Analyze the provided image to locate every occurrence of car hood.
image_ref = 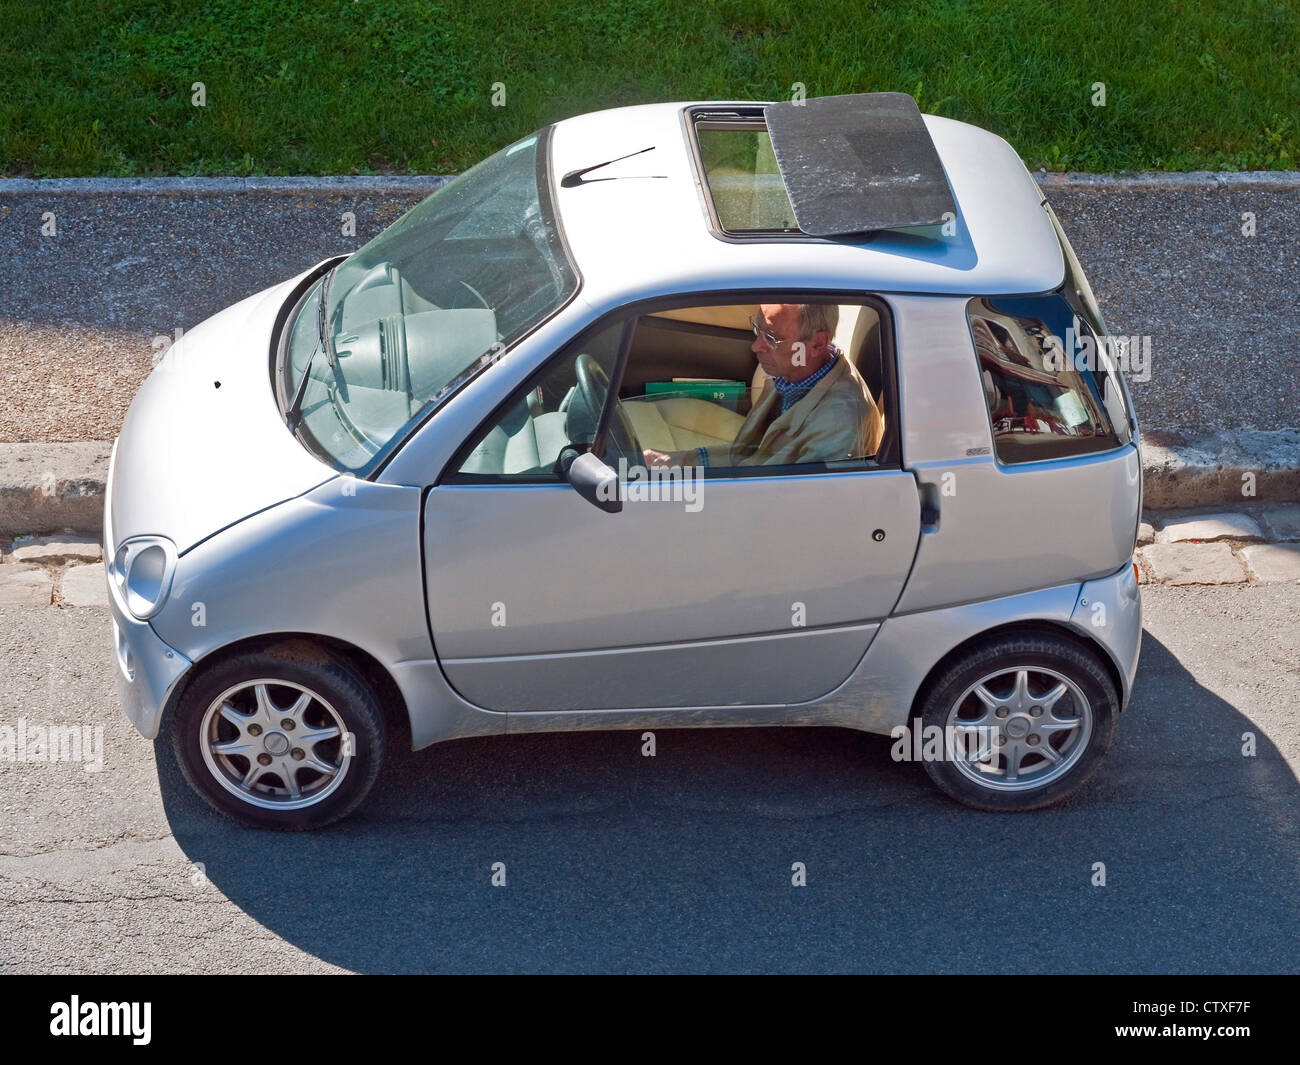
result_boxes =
[108,266,337,556]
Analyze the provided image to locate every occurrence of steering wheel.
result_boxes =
[571,352,641,463]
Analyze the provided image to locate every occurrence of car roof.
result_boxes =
[549,101,1065,309]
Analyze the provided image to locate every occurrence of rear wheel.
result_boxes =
[918,633,1118,811]
[172,647,385,830]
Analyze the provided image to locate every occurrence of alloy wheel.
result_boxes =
[198,678,352,811]
[944,666,1093,792]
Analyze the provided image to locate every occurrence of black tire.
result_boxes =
[171,644,385,830]
[917,632,1118,812]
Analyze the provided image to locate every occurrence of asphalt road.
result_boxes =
[1,583,1296,974]
[0,179,1297,441]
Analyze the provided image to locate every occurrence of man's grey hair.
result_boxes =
[796,303,839,341]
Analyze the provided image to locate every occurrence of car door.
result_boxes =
[422,303,921,713]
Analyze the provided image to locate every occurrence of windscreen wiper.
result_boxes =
[286,272,337,431]
[317,267,337,368]
[284,341,319,433]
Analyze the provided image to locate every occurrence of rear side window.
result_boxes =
[967,293,1131,464]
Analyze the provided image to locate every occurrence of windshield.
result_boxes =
[281,129,577,473]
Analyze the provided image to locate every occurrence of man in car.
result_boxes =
[643,302,884,468]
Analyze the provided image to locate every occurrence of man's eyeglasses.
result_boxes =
[749,314,781,348]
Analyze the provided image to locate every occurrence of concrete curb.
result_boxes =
[2,430,1296,537]
[0,176,454,195]
[0,443,111,538]
[1033,170,1300,189]
[1140,429,1300,508]
[2,171,1298,197]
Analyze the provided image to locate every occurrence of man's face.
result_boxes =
[751,303,830,381]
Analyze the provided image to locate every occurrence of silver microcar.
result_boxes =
[106,93,1142,828]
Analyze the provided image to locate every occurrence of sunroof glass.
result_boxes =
[695,124,798,233]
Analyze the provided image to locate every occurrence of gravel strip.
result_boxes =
[1,175,1296,443]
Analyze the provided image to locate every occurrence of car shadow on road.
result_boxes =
[160,630,1300,973]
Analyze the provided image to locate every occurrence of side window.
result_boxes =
[968,294,1128,464]
[1048,207,1135,447]
[622,300,890,471]
[452,297,895,480]
[453,321,624,479]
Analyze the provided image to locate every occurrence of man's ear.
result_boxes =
[814,329,832,353]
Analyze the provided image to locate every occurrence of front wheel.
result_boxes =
[171,646,385,830]
[917,632,1118,811]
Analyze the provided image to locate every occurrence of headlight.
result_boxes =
[108,535,177,620]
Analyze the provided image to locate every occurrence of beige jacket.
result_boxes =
[702,355,884,467]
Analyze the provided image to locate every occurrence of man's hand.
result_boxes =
[644,447,707,468]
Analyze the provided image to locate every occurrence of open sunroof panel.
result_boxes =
[763,92,957,237]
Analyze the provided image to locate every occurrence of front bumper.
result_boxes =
[104,440,192,739]
[109,606,191,739]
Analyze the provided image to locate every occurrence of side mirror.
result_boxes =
[560,448,621,513]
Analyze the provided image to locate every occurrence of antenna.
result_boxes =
[561,146,655,188]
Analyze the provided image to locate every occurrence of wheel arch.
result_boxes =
[161,632,411,750]
[907,619,1125,724]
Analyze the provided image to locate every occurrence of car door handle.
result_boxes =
[919,481,941,531]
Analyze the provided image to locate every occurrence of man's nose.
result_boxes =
[752,336,767,354]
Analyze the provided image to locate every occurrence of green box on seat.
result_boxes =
[644,379,746,411]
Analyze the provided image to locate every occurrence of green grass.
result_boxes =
[2,0,1296,176]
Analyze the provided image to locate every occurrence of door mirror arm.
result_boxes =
[558,446,622,513]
